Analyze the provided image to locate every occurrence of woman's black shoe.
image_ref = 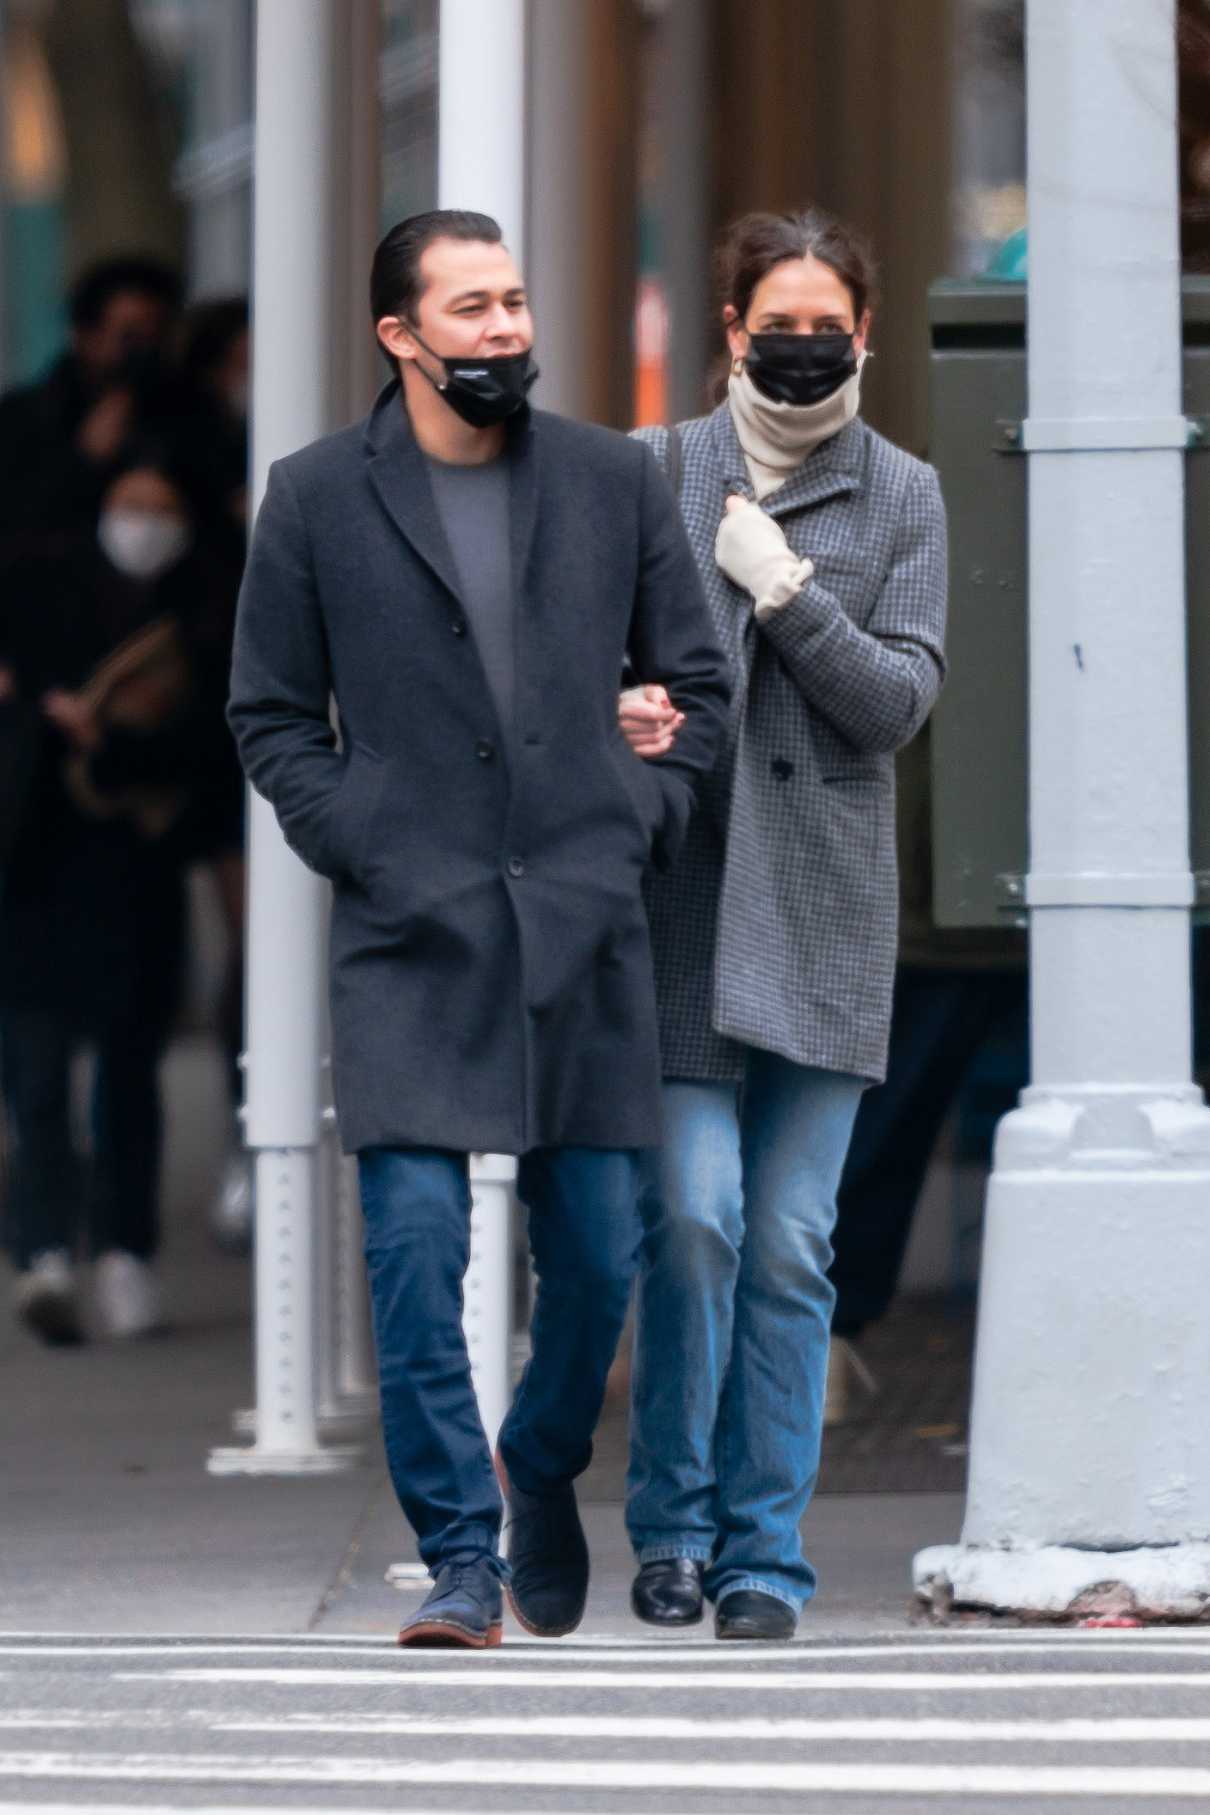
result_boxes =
[714,1590,797,1641]
[631,1558,705,1626]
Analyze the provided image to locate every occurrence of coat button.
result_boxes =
[476,738,495,762]
[450,617,468,637]
[507,856,525,879]
[771,758,794,781]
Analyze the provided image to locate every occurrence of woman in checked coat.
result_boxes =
[620,209,948,1640]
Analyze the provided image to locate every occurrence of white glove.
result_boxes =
[715,498,813,620]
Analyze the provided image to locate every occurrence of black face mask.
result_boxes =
[411,331,538,428]
[744,331,857,408]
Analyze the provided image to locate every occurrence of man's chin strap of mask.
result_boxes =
[407,327,538,430]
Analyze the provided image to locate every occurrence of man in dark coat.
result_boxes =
[228,210,728,1648]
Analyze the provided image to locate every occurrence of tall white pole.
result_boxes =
[436,0,525,1449]
[916,0,1210,1620]
[209,0,361,1478]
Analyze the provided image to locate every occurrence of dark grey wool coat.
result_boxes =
[635,402,947,1086]
[228,384,729,1154]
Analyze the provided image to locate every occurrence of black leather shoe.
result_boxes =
[715,1590,797,1641]
[498,1455,589,1637]
[631,1558,705,1627]
[398,1553,503,1648]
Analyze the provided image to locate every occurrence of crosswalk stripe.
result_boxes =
[215,1714,1210,1743]
[8,1709,1210,1743]
[115,1666,1210,1690]
[6,1635,1210,1660]
[4,1749,1210,1795]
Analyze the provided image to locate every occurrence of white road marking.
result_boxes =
[113,1665,1210,1690]
[0,1807,693,1815]
[7,1749,1210,1796]
[6,1634,1210,1660]
[217,1713,1210,1743]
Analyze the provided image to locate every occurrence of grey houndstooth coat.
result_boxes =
[634,400,947,1086]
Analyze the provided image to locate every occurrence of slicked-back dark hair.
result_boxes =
[370,209,503,332]
[715,208,879,326]
[68,255,183,330]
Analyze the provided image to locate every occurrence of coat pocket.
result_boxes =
[326,742,385,884]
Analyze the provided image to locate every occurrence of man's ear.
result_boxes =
[376,316,418,365]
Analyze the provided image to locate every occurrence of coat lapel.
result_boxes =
[363,382,465,605]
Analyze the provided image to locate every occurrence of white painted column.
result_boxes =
[437,0,525,1448]
[915,0,1210,1620]
[209,0,361,1477]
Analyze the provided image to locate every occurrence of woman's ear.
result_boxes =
[853,308,873,357]
[723,305,747,370]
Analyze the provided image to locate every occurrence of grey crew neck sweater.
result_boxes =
[425,452,514,737]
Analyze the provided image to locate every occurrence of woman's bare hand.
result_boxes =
[619,683,684,759]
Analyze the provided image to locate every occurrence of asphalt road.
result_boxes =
[4,1629,1210,1812]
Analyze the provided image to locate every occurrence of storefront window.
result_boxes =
[952,0,1026,280]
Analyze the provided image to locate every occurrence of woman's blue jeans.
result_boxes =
[626,1051,864,1613]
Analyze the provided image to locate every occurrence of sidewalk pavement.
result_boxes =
[1,1035,963,1642]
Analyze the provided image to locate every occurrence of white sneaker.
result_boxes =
[94,1249,163,1338]
[13,1249,83,1346]
[823,1335,879,1427]
[209,1144,253,1255]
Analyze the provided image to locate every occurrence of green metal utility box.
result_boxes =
[928,277,1210,927]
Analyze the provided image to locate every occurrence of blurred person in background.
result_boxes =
[824,737,1027,1421]
[0,445,241,1345]
[177,297,253,1254]
[177,297,250,546]
[0,256,184,550]
[619,208,947,1639]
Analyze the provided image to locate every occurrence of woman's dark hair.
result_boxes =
[715,208,879,326]
[370,209,503,327]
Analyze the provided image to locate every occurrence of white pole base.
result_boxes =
[917,1085,1210,1608]
[206,1443,362,1478]
[228,1401,375,1441]
[915,1541,1210,1624]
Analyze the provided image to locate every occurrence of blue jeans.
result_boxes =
[626,1051,864,1613]
[359,1145,641,1574]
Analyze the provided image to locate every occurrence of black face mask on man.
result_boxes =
[409,329,538,428]
[744,331,857,408]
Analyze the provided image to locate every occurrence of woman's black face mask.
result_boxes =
[744,331,857,408]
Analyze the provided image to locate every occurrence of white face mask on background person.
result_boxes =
[98,510,192,581]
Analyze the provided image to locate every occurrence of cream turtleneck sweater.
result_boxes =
[727,357,865,500]
[715,359,865,619]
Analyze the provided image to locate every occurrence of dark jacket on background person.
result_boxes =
[0,534,241,1032]
[635,402,948,1085]
[228,382,729,1155]
[0,356,115,545]
[0,354,185,549]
